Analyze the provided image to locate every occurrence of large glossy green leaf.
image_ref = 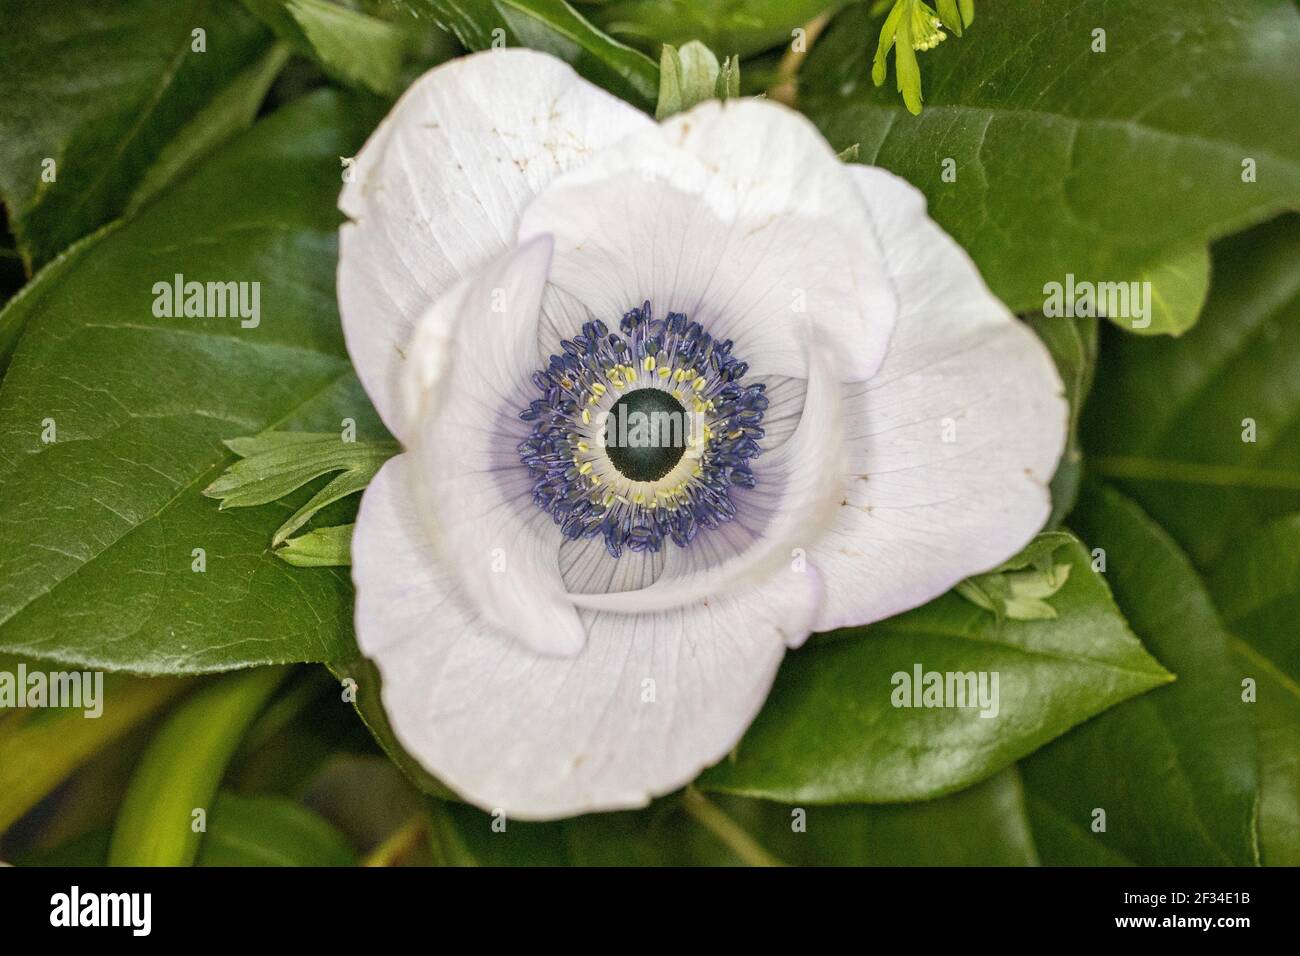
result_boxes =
[1020,482,1259,866]
[697,534,1171,803]
[0,91,385,674]
[0,0,280,272]
[1208,514,1300,866]
[802,1,1300,335]
[426,767,1036,865]
[197,791,357,866]
[588,0,845,58]
[404,0,659,109]
[1084,216,1300,568]
[710,769,1039,866]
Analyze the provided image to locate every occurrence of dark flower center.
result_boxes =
[604,388,689,482]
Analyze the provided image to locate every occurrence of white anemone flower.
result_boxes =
[338,49,1067,820]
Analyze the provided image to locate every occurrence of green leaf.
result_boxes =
[655,41,740,119]
[697,533,1171,803]
[0,658,187,833]
[406,0,659,110]
[0,91,384,675]
[277,524,354,567]
[1207,514,1300,866]
[242,0,407,96]
[125,43,292,216]
[0,221,124,371]
[285,0,404,95]
[985,532,1076,575]
[424,767,1037,865]
[891,4,923,115]
[0,0,279,272]
[197,791,357,866]
[1137,242,1212,337]
[871,0,906,87]
[935,0,963,36]
[1084,216,1300,569]
[591,0,847,59]
[1029,315,1097,528]
[1019,482,1259,866]
[707,768,1038,865]
[203,431,395,546]
[655,41,720,120]
[803,1,1300,335]
[108,666,287,866]
[956,531,1075,621]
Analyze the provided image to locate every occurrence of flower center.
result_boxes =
[604,388,689,482]
[517,302,768,558]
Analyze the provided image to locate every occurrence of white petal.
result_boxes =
[558,536,664,594]
[811,167,1069,630]
[353,454,819,819]
[338,49,653,439]
[516,98,897,382]
[402,237,586,657]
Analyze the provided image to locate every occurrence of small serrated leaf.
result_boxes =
[203,431,396,546]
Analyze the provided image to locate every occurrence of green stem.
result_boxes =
[683,788,785,867]
[362,814,429,867]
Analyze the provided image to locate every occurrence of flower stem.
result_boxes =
[683,787,785,867]
[768,12,832,107]
[363,813,428,867]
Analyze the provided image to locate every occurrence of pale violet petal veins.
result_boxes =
[402,236,588,657]
[337,48,653,440]
[516,98,898,384]
[352,453,820,820]
[810,166,1069,630]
